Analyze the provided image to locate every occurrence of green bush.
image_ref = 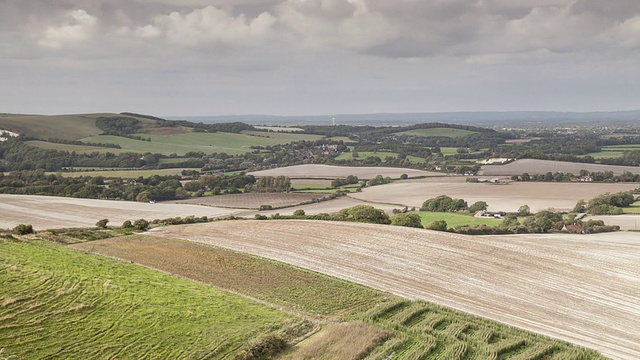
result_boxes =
[426,220,448,231]
[391,213,423,228]
[13,224,34,235]
[95,219,109,229]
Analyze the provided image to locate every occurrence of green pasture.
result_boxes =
[623,201,640,214]
[0,113,111,140]
[417,212,502,228]
[51,168,195,178]
[79,131,323,156]
[396,127,478,138]
[585,144,640,159]
[0,240,290,359]
[25,140,128,155]
[438,147,486,156]
[336,148,425,163]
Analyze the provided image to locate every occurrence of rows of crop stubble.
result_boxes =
[74,234,605,360]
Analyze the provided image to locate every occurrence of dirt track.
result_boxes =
[0,194,242,230]
[150,221,640,360]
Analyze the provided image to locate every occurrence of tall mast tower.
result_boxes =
[332,116,336,126]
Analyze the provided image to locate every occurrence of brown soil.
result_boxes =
[149,220,640,360]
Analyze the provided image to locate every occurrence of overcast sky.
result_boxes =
[1,0,639,116]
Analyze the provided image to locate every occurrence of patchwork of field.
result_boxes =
[75,234,604,360]
[173,193,326,209]
[249,164,442,179]
[0,194,241,230]
[350,177,639,212]
[481,159,640,176]
[149,220,640,360]
[0,240,291,359]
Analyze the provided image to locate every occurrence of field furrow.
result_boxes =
[149,220,640,359]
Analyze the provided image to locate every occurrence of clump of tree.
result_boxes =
[331,175,359,188]
[468,201,488,213]
[337,205,391,224]
[390,213,423,228]
[254,176,291,193]
[367,175,392,187]
[583,191,636,215]
[421,195,468,212]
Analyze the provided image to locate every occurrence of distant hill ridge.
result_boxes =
[168,110,640,127]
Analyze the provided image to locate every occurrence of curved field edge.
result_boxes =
[147,220,638,360]
[74,234,606,360]
[0,239,291,360]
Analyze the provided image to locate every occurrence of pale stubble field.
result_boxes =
[349,177,639,212]
[150,220,640,360]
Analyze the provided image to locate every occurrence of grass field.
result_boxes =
[335,148,425,163]
[52,168,196,178]
[585,144,640,159]
[0,113,111,140]
[0,239,291,359]
[481,158,640,176]
[75,234,605,359]
[395,128,478,138]
[417,212,502,228]
[624,201,640,214]
[439,147,486,156]
[25,140,129,155]
[174,193,326,210]
[77,131,323,156]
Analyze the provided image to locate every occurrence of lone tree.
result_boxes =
[517,205,531,216]
[469,201,488,213]
[96,219,109,229]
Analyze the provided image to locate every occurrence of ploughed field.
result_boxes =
[350,177,639,212]
[248,164,441,179]
[481,159,640,176]
[173,193,326,209]
[149,220,640,360]
[0,194,241,230]
[74,235,605,360]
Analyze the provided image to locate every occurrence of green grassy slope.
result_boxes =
[0,240,291,360]
[0,113,115,140]
[77,131,323,156]
[417,212,502,228]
